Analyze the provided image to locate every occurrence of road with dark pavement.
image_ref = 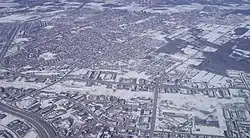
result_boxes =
[0,25,20,65]
[0,102,58,138]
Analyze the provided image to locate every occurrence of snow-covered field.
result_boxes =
[113,2,144,12]
[155,92,245,136]
[118,70,150,80]
[47,80,154,100]
[0,79,46,89]
[0,14,34,23]
[191,70,230,87]
[145,3,204,14]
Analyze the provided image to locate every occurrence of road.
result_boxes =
[33,69,73,93]
[0,21,60,138]
[76,1,88,10]
[0,65,71,138]
[0,102,58,138]
[149,83,160,138]
[0,25,20,65]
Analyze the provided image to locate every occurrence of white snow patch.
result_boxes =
[22,70,60,76]
[210,75,223,86]
[84,2,105,11]
[24,130,39,138]
[140,30,168,43]
[46,81,153,100]
[40,99,53,108]
[185,58,203,66]
[39,52,57,61]
[0,79,46,89]
[170,53,187,61]
[134,18,151,24]
[193,125,224,136]
[144,3,204,14]
[119,71,150,79]
[113,2,144,12]
[16,96,37,109]
[181,45,198,56]
[44,25,54,29]
[14,38,29,43]
[192,71,207,82]
[0,14,33,23]
[71,68,88,76]
[156,93,245,135]
[203,46,217,52]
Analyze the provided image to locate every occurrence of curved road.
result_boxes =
[0,102,58,138]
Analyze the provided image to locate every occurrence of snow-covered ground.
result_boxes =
[70,26,94,34]
[118,71,150,80]
[199,24,234,43]
[144,3,204,14]
[16,96,37,109]
[193,125,224,136]
[191,70,230,87]
[113,2,204,14]
[46,80,153,100]
[24,130,39,138]
[0,79,46,89]
[113,2,144,12]
[0,111,23,126]
[83,2,105,11]
[70,68,89,76]
[139,30,169,43]
[155,92,245,136]
[181,45,198,56]
[22,69,61,76]
[44,25,54,30]
[0,14,34,23]
[203,46,217,52]
[14,38,29,44]
[39,52,57,61]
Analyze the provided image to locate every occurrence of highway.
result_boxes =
[0,22,60,138]
[149,83,160,138]
[33,69,74,94]
[0,25,21,65]
[0,70,73,137]
[0,102,58,138]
